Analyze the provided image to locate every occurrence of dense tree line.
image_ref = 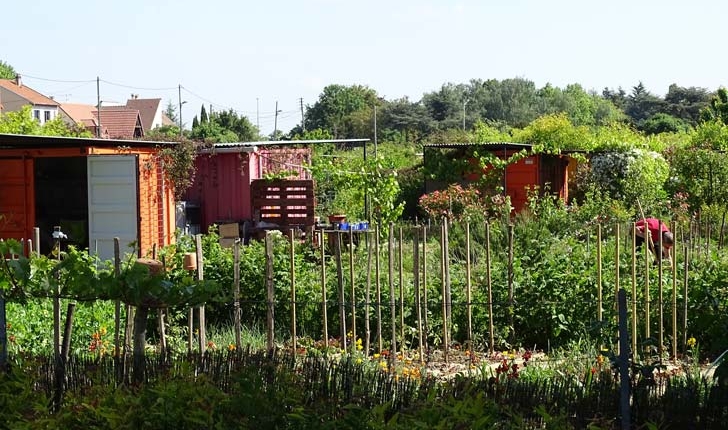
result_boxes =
[296,78,718,142]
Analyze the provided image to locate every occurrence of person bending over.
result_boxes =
[635,218,673,261]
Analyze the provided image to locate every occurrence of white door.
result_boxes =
[87,155,139,262]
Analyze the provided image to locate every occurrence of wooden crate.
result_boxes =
[251,179,315,227]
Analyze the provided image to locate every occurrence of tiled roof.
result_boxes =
[60,103,97,125]
[94,106,144,140]
[0,79,59,106]
[125,98,161,132]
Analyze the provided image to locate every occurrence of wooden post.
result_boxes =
[597,223,602,322]
[334,231,347,351]
[375,225,382,352]
[440,221,448,363]
[671,222,678,361]
[658,221,664,357]
[365,230,372,356]
[195,234,206,354]
[413,226,423,363]
[289,230,296,353]
[615,223,620,355]
[507,224,515,346]
[443,218,451,327]
[644,223,651,343]
[113,238,121,356]
[398,227,404,352]
[631,223,638,361]
[422,225,429,352]
[349,226,356,351]
[682,242,689,354]
[388,223,397,368]
[617,289,631,430]
[320,229,329,350]
[265,232,275,352]
[53,226,61,357]
[465,222,473,354]
[234,239,242,348]
[486,222,494,355]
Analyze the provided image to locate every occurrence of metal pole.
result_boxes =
[178,84,183,136]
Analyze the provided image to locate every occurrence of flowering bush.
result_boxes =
[587,149,669,214]
[419,184,511,221]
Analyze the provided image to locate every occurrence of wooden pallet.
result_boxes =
[251,179,315,227]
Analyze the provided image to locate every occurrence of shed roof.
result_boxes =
[423,142,533,150]
[0,133,175,149]
[210,138,370,149]
[0,79,59,106]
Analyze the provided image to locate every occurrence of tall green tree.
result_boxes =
[213,109,258,141]
[304,84,379,139]
[164,100,178,123]
[664,84,711,126]
[700,87,728,124]
[0,60,15,79]
[625,82,665,128]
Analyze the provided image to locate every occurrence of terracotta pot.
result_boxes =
[328,214,346,224]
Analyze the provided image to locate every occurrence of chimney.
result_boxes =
[15,74,21,87]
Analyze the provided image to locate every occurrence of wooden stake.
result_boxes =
[320,229,329,351]
[375,225,382,352]
[265,232,275,352]
[113,238,121,356]
[507,224,514,346]
[465,222,473,354]
[195,234,206,354]
[422,225,429,352]
[440,221,448,363]
[597,223,602,322]
[289,230,296,353]
[658,221,664,357]
[388,223,397,368]
[234,238,242,348]
[365,230,372,356]
[671,222,678,361]
[398,227,404,352]
[413,226,423,363]
[486,222,494,355]
[631,223,638,361]
[335,231,346,351]
[349,226,356,351]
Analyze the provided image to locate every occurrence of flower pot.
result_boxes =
[328,214,346,224]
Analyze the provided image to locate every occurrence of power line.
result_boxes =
[19,73,96,84]
[100,79,177,91]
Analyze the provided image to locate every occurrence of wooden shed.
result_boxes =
[0,133,176,260]
[181,139,369,237]
[424,142,571,213]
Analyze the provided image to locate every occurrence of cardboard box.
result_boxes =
[218,223,239,238]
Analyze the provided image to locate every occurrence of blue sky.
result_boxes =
[3,0,727,135]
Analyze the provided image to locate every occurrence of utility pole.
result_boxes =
[462,99,468,131]
[273,101,281,139]
[178,84,183,137]
[299,98,305,132]
[96,77,101,138]
[256,98,260,131]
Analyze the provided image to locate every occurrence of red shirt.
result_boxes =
[636,218,669,244]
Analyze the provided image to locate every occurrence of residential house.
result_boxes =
[0,75,60,125]
[126,95,176,133]
[60,103,144,139]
